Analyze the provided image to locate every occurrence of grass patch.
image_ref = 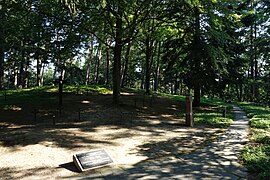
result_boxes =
[0,86,57,107]
[194,112,233,128]
[241,145,270,178]
[239,102,270,178]
[159,94,234,128]
[195,98,234,128]
[0,85,111,110]
[65,85,112,94]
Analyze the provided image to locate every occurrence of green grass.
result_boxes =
[64,85,112,94]
[239,102,270,178]
[0,85,112,110]
[194,112,233,128]
[194,97,234,128]
[158,93,234,128]
[0,86,58,106]
[1,86,233,129]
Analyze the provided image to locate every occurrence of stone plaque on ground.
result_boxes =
[73,149,113,172]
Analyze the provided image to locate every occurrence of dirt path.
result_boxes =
[87,106,249,179]
[0,92,227,179]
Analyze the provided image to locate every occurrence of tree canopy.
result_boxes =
[0,0,269,106]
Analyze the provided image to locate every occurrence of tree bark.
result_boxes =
[18,43,25,88]
[0,46,4,89]
[24,53,30,88]
[105,47,110,85]
[121,42,131,88]
[36,56,41,86]
[193,83,201,107]
[145,36,152,94]
[154,42,161,92]
[95,45,101,84]
[86,41,94,85]
[0,2,4,89]
[192,7,201,107]
[112,5,123,105]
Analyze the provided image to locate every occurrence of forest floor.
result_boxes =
[0,89,226,179]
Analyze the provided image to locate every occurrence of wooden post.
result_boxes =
[222,107,227,118]
[59,76,63,106]
[53,115,56,126]
[134,98,137,107]
[143,94,145,107]
[185,95,194,127]
[34,109,37,121]
[76,86,79,95]
[4,88,7,101]
[78,108,81,121]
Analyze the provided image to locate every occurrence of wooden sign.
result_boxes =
[73,149,113,172]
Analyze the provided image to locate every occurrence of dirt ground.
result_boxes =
[0,90,224,179]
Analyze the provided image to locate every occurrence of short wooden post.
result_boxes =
[58,106,62,117]
[53,115,56,125]
[59,76,63,106]
[150,95,153,107]
[34,109,37,121]
[134,98,137,107]
[4,89,7,101]
[143,94,145,107]
[78,108,81,121]
[222,107,227,118]
[185,95,194,127]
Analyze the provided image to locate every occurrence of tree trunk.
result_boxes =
[36,56,41,86]
[14,62,18,87]
[145,36,151,94]
[0,46,4,89]
[105,47,110,85]
[41,63,45,86]
[121,42,131,88]
[85,41,94,85]
[192,7,201,107]
[193,83,201,107]
[112,5,123,105]
[18,42,25,88]
[0,3,4,89]
[154,42,161,92]
[95,45,101,84]
[24,53,30,88]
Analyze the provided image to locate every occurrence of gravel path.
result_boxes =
[86,106,249,179]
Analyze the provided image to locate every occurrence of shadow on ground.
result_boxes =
[0,89,187,150]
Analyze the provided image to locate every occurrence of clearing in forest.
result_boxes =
[0,87,232,179]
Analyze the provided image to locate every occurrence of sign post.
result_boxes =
[185,95,194,127]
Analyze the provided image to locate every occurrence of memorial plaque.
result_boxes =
[73,149,113,172]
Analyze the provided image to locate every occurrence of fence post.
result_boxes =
[185,95,194,127]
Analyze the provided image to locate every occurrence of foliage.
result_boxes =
[0,0,269,106]
[241,145,270,178]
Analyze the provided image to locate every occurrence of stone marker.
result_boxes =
[185,95,194,127]
[73,149,113,172]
